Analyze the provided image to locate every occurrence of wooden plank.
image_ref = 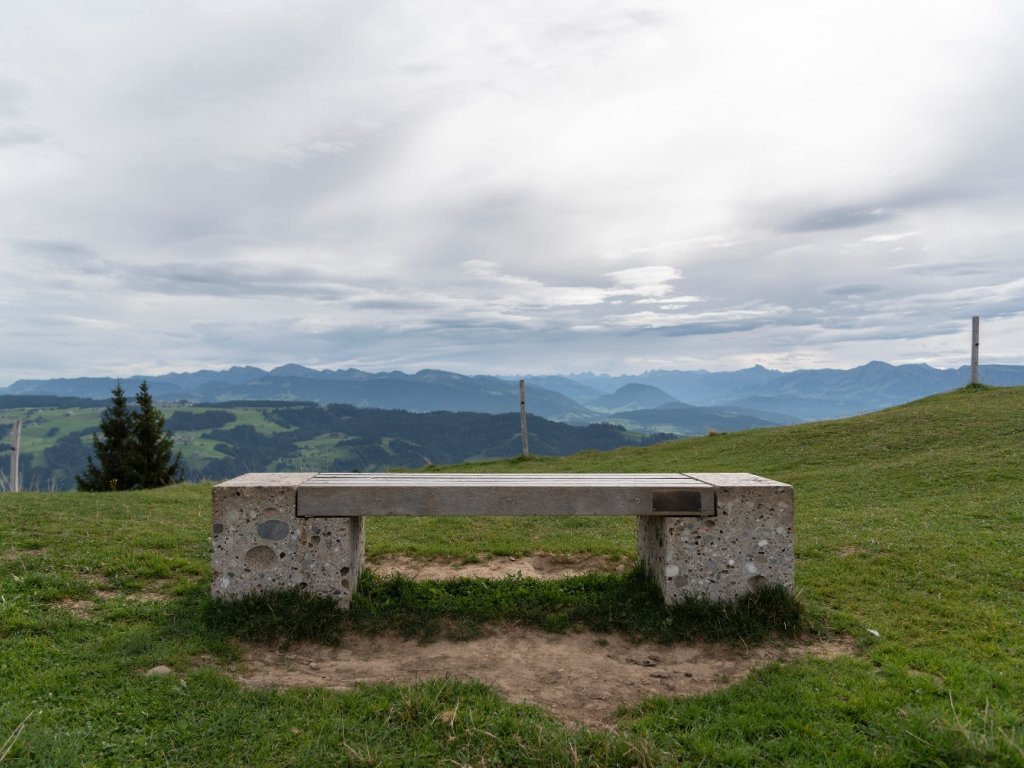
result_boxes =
[296,473,715,517]
[301,473,710,487]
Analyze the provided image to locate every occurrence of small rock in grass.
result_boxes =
[146,665,174,676]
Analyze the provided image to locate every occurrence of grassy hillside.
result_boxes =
[0,401,674,491]
[1,386,1022,765]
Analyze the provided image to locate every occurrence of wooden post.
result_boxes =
[9,419,21,493]
[971,315,980,385]
[519,379,529,458]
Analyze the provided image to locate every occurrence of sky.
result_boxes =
[2,1,1023,385]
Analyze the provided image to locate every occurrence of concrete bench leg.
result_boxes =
[212,473,364,608]
[637,473,794,603]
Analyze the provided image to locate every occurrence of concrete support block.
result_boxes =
[637,473,793,603]
[212,473,364,608]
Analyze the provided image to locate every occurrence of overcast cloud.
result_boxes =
[2,0,1023,384]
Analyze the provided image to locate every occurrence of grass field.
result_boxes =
[1,404,295,490]
[1,386,1022,766]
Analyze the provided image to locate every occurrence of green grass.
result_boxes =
[3,404,296,489]
[206,572,802,645]
[290,435,356,471]
[2,406,101,460]
[2,385,1024,765]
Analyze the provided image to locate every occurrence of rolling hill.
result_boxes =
[1,385,1021,764]
[584,383,679,412]
[0,399,679,490]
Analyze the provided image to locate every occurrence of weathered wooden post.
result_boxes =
[971,315,980,385]
[519,379,529,458]
[9,419,21,493]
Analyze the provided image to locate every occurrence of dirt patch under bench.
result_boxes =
[238,629,851,726]
[367,552,632,581]
[237,554,852,726]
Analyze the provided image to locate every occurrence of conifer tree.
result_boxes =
[76,382,134,491]
[77,380,183,491]
[130,381,183,488]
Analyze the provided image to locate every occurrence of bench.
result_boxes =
[211,472,793,607]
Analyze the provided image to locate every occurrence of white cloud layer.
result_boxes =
[2,0,1024,382]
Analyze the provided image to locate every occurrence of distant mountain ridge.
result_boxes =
[4,360,1021,424]
[526,362,1024,421]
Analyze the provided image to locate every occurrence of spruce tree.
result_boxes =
[130,381,183,488]
[77,380,183,491]
[76,382,134,491]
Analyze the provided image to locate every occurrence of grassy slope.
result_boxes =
[1,386,1022,766]
[5,403,655,487]
[3,404,313,471]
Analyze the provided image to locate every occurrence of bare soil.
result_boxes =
[59,589,169,617]
[239,629,851,726]
[2,547,46,560]
[236,554,853,726]
[368,552,632,581]
[837,546,864,557]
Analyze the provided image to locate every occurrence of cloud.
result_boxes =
[607,266,682,298]
[821,283,886,297]
[893,258,1011,278]
[1,1,1023,382]
[784,206,898,233]
[0,126,45,146]
[862,232,920,244]
[609,303,794,331]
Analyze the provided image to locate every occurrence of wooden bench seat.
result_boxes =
[296,472,715,517]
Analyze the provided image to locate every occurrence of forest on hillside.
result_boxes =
[1,400,677,491]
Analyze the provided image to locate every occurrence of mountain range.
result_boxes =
[4,360,1020,427]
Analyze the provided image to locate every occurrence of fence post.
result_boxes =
[519,379,530,458]
[971,315,980,385]
[9,419,21,493]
